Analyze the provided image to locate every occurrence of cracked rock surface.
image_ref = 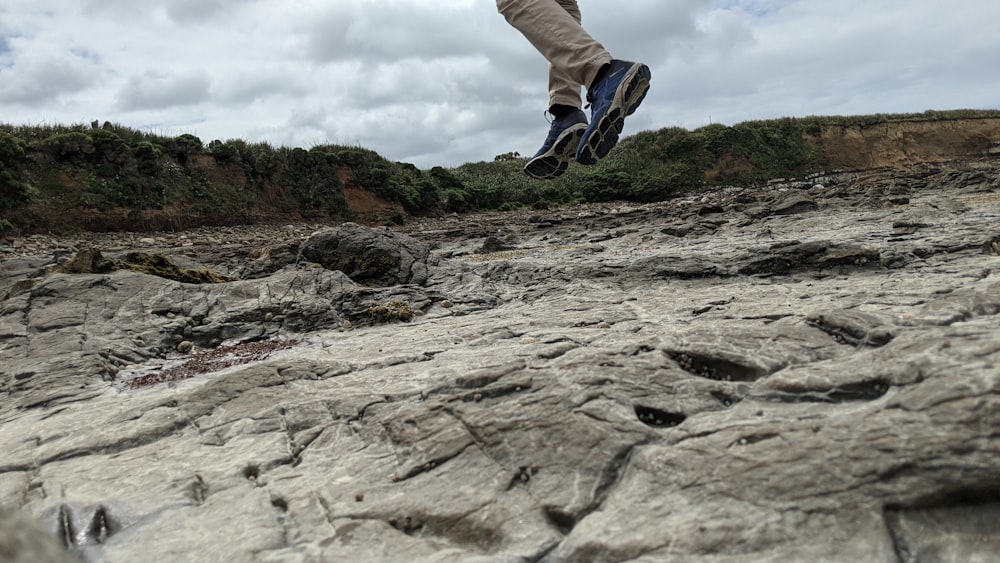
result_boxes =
[1,160,1000,562]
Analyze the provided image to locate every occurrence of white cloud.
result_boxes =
[0,51,98,106]
[117,71,212,111]
[163,0,245,25]
[0,0,997,167]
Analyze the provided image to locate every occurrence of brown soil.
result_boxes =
[808,118,1000,169]
[343,185,403,224]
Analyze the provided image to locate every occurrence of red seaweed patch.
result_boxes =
[119,339,299,390]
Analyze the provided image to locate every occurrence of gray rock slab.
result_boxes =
[2,161,1000,561]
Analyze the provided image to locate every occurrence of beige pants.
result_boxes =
[496,0,612,110]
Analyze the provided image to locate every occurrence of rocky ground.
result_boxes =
[1,160,999,562]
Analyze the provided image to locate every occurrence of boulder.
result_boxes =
[300,223,435,286]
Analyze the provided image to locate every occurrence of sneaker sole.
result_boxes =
[577,63,651,165]
[524,123,587,180]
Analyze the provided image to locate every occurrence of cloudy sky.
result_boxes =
[1,0,998,168]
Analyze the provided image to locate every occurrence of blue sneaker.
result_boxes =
[576,60,651,165]
[524,109,588,180]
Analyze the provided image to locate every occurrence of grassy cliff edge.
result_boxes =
[2,109,998,236]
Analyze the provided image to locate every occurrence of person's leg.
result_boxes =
[498,0,600,179]
[547,0,584,111]
[497,0,651,173]
[497,0,611,92]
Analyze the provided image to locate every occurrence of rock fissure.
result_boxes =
[393,441,476,483]
[551,437,656,537]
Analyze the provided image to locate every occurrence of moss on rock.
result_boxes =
[366,300,415,323]
[116,252,235,284]
[61,249,234,284]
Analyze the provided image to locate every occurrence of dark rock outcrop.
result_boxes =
[300,222,435,286]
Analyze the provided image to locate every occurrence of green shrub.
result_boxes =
[442,187,469,211]
[576,170,635,202]
[0,132,26,165]
[402,178,436,211]
[164,133,203,163]
[0,170,30,212]
[190,182,254,215]
[133,142,162,175]
[41,131,95,162]
[277,147,346,214]
[0,132,32,213]
[391,165,469,213]
[208,139,244,163]
[87,128,134,173]
[88,128,127,155]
